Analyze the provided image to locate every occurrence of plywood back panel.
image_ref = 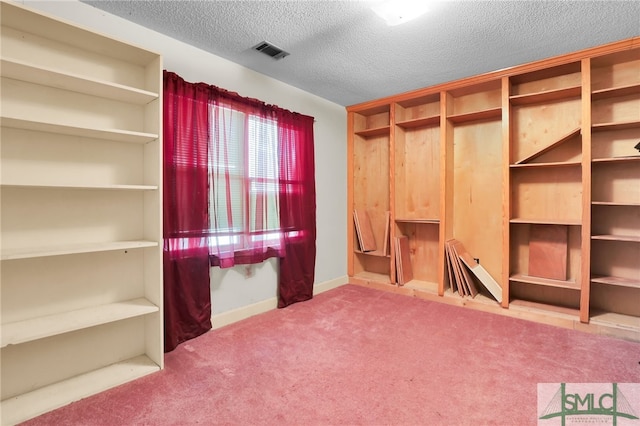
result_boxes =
[590,283,640,317]
[394,126,440,219]
[452,120,503,282]
[592,162,640,204]
[398,222,439,284]
[592,94,640,125]
[591,128,639,159]
[591,49,640,91]
[511,99,581,163]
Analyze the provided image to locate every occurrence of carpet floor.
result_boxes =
[22,284,640,425]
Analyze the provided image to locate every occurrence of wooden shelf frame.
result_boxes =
[346,37,640,341]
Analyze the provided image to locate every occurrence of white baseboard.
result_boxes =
[211,275,348,330]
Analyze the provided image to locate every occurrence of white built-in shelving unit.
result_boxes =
[0,1,163,424]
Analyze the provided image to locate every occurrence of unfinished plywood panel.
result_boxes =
[510,62,581,97]
[591,127,640,159]
[394,235,413,285]
[592,161,640,204]
[510,224,581,281]
[353,209,377,252]
[510,167,582,223]
[590,283,640,317]
[398,222,438,285]
[510,282,580,310]
[452,120,503,282]
[353,133,390,257]
[511,98,581,163]
[394,125,440,220]
[513,128,581,165]
[591,49,640,92]
[528,225,568,280]
[592,94,640,126]
[592,204,640,239]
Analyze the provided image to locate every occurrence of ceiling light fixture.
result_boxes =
[372,0,430,26]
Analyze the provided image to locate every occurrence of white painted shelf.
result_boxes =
[0,355,160,426]
[0,116,158,144]
[1,58,158,104]
[2,298,159,347]
[0,183,158,191]
[0,241,158,261]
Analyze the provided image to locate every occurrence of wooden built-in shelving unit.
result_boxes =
[347,36,640,342]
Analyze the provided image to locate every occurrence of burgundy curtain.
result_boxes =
[277,111,316,308]
[163,71,212,352]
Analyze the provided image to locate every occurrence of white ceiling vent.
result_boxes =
[253,41,289,60]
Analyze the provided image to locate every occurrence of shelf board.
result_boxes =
[395,115,440,129]
[509,274,580,290]
[510,160,581,168]
[1,298,159,348]
[510,85,581,106]
[352,271,390,284]
[592,155,640,164]
[0,116,158,144]
[592,201,640,207]
[395,218,440,224]
[510,218,581,226]
[354,125,390,138]
[590,275,640,289]
[0,58,158,104]
[447,107,501,124]
[0,355,160,426]
[589,310,640,332]
[404,279,438,293]
[354,249,389,258]
[514,127,581,165]
[509,299,580,318]
[592,120,640,132]
[591,83,640,101]
[591,234,640,243]
[1,240,159,261]
[1,183,158,191]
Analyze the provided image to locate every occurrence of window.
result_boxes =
[208,104,282,255]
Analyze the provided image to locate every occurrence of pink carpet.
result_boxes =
[22,284,640,425]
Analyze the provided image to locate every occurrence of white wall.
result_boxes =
[25,0,348,317]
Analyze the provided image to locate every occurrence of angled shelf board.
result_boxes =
[514,128,581,165]
[0,1,163,423]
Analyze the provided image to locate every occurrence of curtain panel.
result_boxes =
[163,72,213,352]
[163,71,317,349]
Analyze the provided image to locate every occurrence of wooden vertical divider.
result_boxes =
[580,58,592,323]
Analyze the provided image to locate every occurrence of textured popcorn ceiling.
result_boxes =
[82,0,640,107]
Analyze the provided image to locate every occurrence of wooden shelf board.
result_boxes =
[354,249,389,258]
[590,275,640,289]
[354,125,390,138]
[591,234,640,243]
[510,85,581,105]
[0,57,158,104]
[592,201,640,206]
[0,355,160,426]
[1,240,159,261]
[403,279,438,293]
[510,160,581,168]
[591,83,640,101]
[509,299,580,319]
[0,116,158,144]
[1,298,159,348]
[395,115,440,129]
[514,127,581,165]
[510,218,581,226]
[589,311,640,332]
[592,155,640,164]
[350,271,391,285]
[509,274,580,290]
[395,218,440,224]
[447,107,501,124]
[1,183,158,191]
[592,120,640,132]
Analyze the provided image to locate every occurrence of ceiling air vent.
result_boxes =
[253,41,289,60]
